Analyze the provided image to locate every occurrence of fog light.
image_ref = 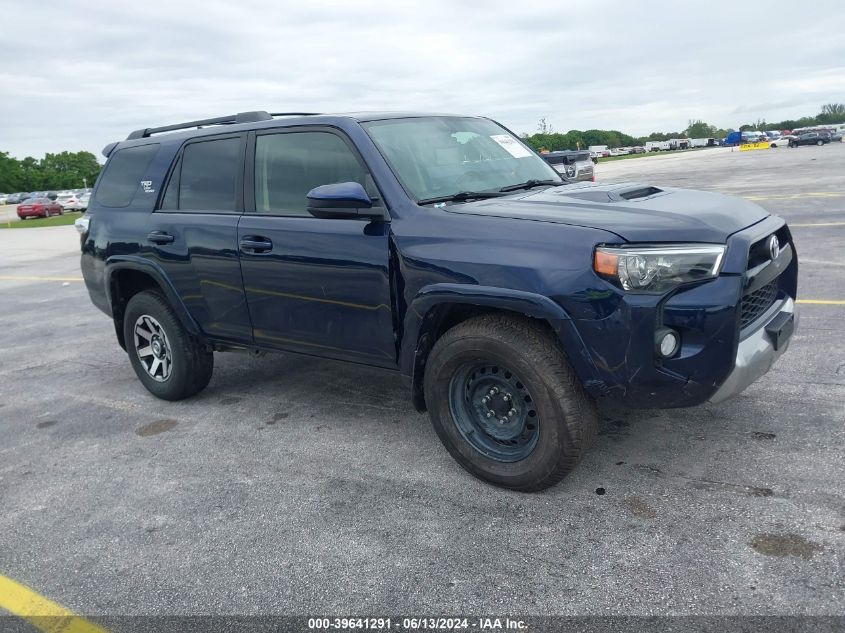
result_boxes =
[655,328,680,358]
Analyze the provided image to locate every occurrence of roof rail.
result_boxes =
[125,110,294,140]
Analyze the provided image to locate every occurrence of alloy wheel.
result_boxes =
[133,314,172,382]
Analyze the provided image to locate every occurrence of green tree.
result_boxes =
[0,152,24,192]
[0,150,101,192]
[820,103,845,117]
[685,119,717,138]
[39,151,101,189]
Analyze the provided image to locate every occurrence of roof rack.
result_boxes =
[126,110,322,140]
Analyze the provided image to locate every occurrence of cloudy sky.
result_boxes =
[2,0,844,159]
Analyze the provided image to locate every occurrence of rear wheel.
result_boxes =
[817,139,824,146]
[424,315,597,492]
[123,290,213,400]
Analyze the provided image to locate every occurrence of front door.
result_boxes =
[237,128,396,367]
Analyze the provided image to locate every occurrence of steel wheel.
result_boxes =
[448,361,539,462]
[133,314,172,382]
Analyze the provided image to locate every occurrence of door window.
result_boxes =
[161,137,240,211]
[254,132,366,216]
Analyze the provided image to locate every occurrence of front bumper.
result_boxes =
[708,297,796,403]
[555,215,798,408]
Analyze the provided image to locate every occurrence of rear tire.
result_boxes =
[817,140,824,146]
[123,290,213,401]
[424,314,597,492]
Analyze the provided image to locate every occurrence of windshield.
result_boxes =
[362,116,561,202]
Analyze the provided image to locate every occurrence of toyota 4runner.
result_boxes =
[77,111,798,491]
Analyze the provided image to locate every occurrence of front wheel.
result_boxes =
[817,140,824,146]
[123,290,213,400]
[424,315,597,492]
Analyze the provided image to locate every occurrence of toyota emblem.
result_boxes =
[565,163,576,178]
[768,234,779,260]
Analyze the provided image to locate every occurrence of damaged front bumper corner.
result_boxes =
[708,297,797,404]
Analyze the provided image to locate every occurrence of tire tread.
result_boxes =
[426,314,598,492]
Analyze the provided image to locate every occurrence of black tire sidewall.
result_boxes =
[123,291,211,401]
[425,331,584,489]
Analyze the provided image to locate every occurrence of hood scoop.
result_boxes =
[561,185,664,203]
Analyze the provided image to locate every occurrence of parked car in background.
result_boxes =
[6,193,23,204]
[0,193,8,205]
[16,197,64,219]
[769,135,794,148]
[540,150,595,182]
[57,192,85,210]
[789,131,830,147]
[588,145,610,158]
[629,146,646,154]
[77,192,91,210]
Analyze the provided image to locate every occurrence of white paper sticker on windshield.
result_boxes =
[490,134,533,158]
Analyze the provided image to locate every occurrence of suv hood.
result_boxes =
[446,182,770,243]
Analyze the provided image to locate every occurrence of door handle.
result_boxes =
[239,236,273,254]
[147,231,175,244]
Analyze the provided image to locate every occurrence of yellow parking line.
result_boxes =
[0,574,107,633]
[796,299,845,305]
[0,275,82,282]
[790,222,845,227]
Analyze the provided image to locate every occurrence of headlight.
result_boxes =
[593,244,726,293]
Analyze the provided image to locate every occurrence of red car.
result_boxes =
[16,197,64,219]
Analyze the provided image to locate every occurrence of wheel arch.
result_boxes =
[401,284,599,412]
[105,256,201,350]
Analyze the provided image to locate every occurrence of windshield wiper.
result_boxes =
[499,179,561,192]
[417,191,508,205]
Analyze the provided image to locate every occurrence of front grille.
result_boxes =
[740,280,778,328]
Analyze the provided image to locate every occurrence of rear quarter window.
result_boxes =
[95,144,160,208]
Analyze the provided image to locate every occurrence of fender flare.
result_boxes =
[400,283,600,409]
[105,256,202,342]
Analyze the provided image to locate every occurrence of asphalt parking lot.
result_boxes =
[0,144,843,622]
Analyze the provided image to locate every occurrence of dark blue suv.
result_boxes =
[77,111,798,491]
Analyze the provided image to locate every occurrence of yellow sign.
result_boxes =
[739,142,771,151]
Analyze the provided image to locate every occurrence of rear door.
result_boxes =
[236,126,396,367]
[145,133,252,343]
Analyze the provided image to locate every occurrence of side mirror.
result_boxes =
[306,182,379,219]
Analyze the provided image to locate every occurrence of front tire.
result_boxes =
[424,315,597,492]
[123,290,213,400]
[817,139,824,146]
